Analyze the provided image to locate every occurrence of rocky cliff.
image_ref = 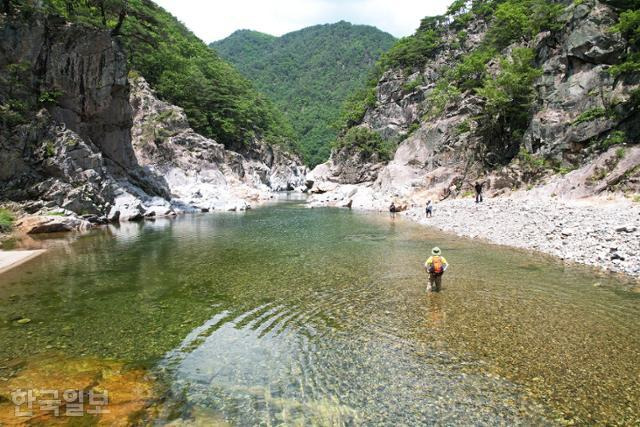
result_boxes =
[0,14,306,224]
[308,0,640,210]
[130,76,306,214]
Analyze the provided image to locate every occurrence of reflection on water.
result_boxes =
[0,203,639,424]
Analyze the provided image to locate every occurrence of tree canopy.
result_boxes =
[4,0,296,151]
[211,22,395,167]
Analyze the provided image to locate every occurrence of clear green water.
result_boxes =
[1,202,639,424]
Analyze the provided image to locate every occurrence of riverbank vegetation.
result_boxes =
[3,0,296,151]
[0,208,14,233]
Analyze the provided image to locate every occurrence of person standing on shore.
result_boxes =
[424,247,449,292]
[425,200,433,218]
[389,202,396,218]
[475,181,484,203]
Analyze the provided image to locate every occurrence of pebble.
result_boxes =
[409,197,640,278]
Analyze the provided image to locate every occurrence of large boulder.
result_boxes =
[16,215,93,234]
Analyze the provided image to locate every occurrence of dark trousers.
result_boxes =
[476,193,483,203]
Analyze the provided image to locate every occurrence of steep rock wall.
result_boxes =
[308,0,640,209]
[0,15,306,221]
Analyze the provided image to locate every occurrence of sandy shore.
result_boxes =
[404,196,640,278]
[0,250,46,275]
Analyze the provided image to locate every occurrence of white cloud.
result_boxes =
[153,0,452,43]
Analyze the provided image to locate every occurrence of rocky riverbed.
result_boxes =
[403,196,640,279]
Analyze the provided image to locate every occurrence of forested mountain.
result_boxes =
[211,22,395,166]
[1,0,295,152]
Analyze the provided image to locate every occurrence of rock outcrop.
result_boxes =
[129,77,306,212]
[307,0,640,209]
[0,14,307,228]
[16,215,93,234]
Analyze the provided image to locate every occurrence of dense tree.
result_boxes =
[4,0,295,152]
[211,22,395,167]
[474,48,542,164]
[610,7,640,75]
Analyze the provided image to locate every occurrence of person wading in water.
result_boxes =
[475,181,484,203]
[424,247,449,292]
[389,202,397,218]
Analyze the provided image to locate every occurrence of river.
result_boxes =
[0,201,639,424]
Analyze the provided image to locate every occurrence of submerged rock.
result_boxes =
[0,355,156,425]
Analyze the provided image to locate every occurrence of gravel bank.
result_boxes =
[404,197,640,278]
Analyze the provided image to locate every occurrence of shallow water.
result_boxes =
[0,202,639,424]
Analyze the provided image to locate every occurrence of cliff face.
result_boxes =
[0,13,149,216]
[0,15,306,221]
[1,14,135,170]
[130,77,306,212]
[308,0,640,209]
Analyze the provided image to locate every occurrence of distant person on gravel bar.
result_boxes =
[425,200,433,218]
[424,247,449,292]
[475,181,484,203]
[389,202,397,218]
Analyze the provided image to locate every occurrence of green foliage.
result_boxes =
[516,147,576,179]
[573,107,609,124]
[475,48,542,164]
[602,0,640,10]
[332,127,394,161]
[0,208,14,233]
[402,75,424,93]
[616,147,627,158]
[609,53,640,75]
[616,8,640,45]
[30,0,294,151]
[609,9,640,76]
[0,61,34,128]
[600,130,627,150]
[423,80,462,119]
[380,28,442,71]
[43,140,56,158]
[38,89,63,105]
[447,0,469,16]
[212,23,395,166]
[339,85,378,131]
[517,147,546,169]
[487,0,564,50]
[456,119,472,134]
[450,48,496,90]
[0,101,28,127]
[407,122,421,135]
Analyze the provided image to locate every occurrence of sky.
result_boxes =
[153,0,453,43]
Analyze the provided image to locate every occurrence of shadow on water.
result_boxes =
[0,203,638,424]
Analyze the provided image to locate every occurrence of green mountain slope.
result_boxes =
[211,21,396,166]
[19,0,295,151]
